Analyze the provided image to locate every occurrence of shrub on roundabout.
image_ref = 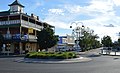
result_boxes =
[25,52,78,59]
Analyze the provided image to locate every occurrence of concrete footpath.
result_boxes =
[101,50,120,56]
[15,57,92,64]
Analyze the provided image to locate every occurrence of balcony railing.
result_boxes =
[0,20,43,31]
[21,20,43,31]
[0,20,20,25]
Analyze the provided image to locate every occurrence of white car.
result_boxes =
[59,48,69,52]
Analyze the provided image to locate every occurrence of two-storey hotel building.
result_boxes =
[0,0,54,54]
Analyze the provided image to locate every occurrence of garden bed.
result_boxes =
[25,52,78,59]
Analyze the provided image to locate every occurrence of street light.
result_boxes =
[70,22,84,52]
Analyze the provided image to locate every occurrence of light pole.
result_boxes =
[70,22,84,52]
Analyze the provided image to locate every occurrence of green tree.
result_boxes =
[79,27,100,51]
[112,38,120,49]
[118,38,120,46]
[101,36,112,47]
[0,33,4,42]
[37,27,58,51]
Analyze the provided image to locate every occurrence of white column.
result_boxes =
[19,42,22,54]
[20,21,22,54]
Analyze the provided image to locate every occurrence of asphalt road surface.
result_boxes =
[0,48,120,73]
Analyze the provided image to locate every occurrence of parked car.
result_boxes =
[59,48,69,52]
[75,49,81,52]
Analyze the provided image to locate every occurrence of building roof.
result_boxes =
[59,36,67,38]
[8,0,24,7]
[0,11,10,16]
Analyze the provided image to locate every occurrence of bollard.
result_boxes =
[115,51,116,55]
[108,50,110,55]
[101,49,103,54]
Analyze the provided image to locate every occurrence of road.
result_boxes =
[0,48,120,73]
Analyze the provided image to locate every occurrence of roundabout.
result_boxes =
[15,57,92,64]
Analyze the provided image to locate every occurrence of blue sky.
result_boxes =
[1,0,120,41]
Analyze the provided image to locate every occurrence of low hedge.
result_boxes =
[25,52,78,59]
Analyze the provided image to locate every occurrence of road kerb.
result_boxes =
[15,57,92,64]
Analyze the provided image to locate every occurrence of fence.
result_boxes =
[101,49,120,56]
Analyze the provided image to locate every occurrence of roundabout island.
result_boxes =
[15,52,92,64]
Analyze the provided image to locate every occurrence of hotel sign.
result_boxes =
[12,34,28,41]
[28,28,33,33]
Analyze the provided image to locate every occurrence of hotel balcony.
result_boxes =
[0,20,43,31]
[21,20,43,31]
[4,34,37,42]
[0,20,20,25]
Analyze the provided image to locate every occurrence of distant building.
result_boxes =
[57,35,75,51]
[0,0,54,54]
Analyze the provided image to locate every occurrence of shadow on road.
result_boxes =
[87,54,101,57]
[113,58,119,60]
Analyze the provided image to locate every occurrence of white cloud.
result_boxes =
[48,9,64,15]
[104,24,115,27]
[44,20,69,29]
[64,5,81,13]
[63,0,114,17]
[36,2,41,6]
[43,0,120,41]
[84,0,114,17]
[113,0,120,6]
[90,26,120,41]
[89,0,113,11]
